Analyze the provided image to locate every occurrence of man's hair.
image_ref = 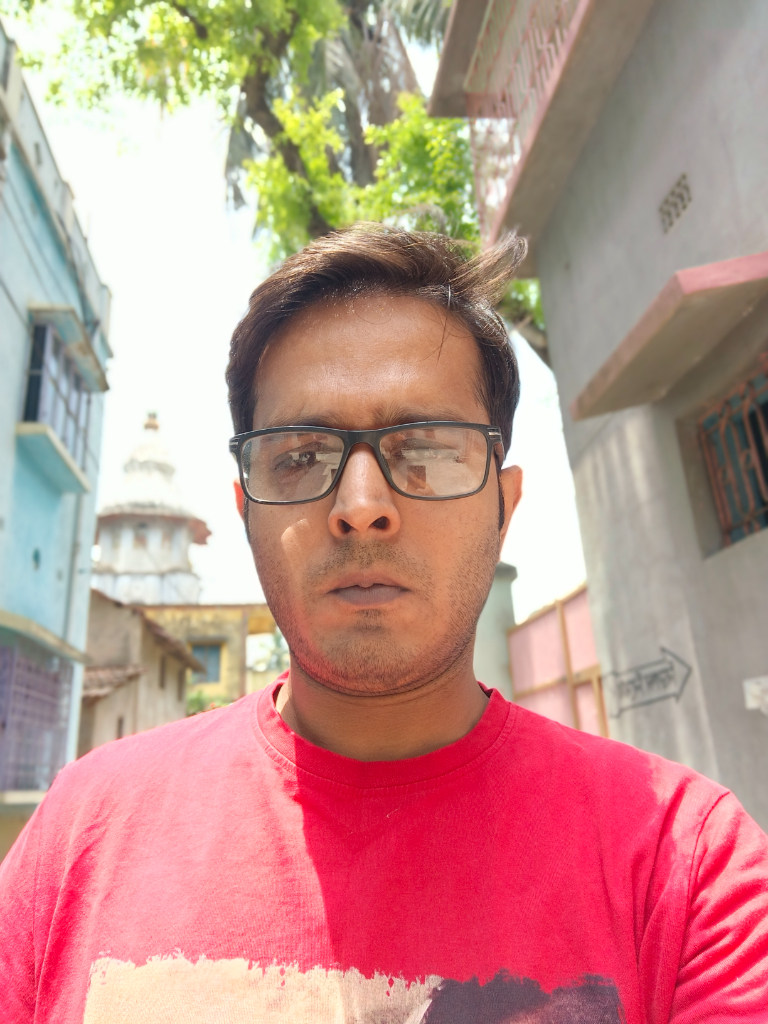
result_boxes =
[226,224,527,453]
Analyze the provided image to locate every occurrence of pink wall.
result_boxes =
[508,587,605,736]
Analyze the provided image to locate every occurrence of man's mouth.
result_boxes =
[332,583,407,606]
[327,573,409,606]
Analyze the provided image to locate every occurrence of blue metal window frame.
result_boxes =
[23,324,91,470]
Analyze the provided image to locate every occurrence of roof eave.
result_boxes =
[427,0,489,117]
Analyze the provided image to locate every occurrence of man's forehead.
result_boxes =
[258,402,479,431]
[252,293,486,430]
[266,292,474,355]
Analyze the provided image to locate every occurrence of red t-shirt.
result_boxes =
[1,681,767,1023]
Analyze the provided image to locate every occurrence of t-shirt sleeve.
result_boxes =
[0,799,46,1021]
[670,792,768,1022]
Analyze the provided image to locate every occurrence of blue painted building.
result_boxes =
[0,20,110,847]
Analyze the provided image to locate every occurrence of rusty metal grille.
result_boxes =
[0,633,72,791]
[464,0,583,241]
[698,354,768,546]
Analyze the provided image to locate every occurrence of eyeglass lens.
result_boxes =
[240,426,489,502]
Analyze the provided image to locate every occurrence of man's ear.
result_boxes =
[498,464,523,549]
[234,481,252,544]
[234,480,245,521]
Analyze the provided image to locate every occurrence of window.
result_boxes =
[24,324,91,468]
[191,644,221,684]
[159,656,166,690]
[133,524,149,548]
[699,355,768,546]
[116,716,125,740]
[177,667,186,702]
[0,631,72,790]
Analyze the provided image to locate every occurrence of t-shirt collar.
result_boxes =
[252,673,516,791]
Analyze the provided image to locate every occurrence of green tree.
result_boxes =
[10,0,438,239]
[7,0,545,335]
[249,89,478,262]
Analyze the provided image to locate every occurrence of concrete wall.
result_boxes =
[87,589,143,665]
[473,562,516,699]
[85,652,188,751]
[537,0,768,826]
[82,591,188,753]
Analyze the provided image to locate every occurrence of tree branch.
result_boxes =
[171,2,208,41]
[241,15,333,238]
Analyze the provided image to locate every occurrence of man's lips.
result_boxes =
[332,584,407,606]
[327,573,409,606]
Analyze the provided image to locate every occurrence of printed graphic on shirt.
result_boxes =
[84,958,625,1023]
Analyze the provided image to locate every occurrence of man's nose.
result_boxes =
[327,444,402,538]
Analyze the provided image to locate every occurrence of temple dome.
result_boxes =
[92,414,210,605]
[99,413,210,544]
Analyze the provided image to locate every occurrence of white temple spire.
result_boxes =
[92,414,210,605]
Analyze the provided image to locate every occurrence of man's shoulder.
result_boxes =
[507,701,730,827]
[52,695,257,813]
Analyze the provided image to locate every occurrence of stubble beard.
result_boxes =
[254,526,501,698]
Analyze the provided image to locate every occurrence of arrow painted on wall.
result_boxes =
[603,647,692,718]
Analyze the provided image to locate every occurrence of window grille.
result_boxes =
[23,324,91,468]
[0,632,72,791]
[698,354,768,546]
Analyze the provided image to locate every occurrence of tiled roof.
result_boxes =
[83,663,145,699]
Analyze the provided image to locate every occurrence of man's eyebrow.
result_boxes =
[260,407,476,430]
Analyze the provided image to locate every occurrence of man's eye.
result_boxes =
[274,449,318,472]
[273,445,339,472]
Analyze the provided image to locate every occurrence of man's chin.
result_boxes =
[290,639,444,698]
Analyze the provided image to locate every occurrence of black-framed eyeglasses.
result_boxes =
[229,422,504,505]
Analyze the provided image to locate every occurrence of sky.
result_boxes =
[7,14,586,622]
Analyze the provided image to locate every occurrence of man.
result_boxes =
[1,227,766,1023]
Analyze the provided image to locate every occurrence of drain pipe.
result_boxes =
[63,491,85,763]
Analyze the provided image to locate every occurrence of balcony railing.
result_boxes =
[464,0,582,241]
[0,634,72,792]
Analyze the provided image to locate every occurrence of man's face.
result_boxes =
[248,293,522,697]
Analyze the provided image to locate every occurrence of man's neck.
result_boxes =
[274,655,489,761]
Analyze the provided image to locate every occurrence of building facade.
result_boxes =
[79,590,202,757]
[432,0,768,827]
[92,417,276,706]
[143,603,276,705]
[0,19,111,849]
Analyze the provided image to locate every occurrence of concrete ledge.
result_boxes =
[0,606,88,662]
[571,251,768,420]
[0,790,46,808]
[16,422,91,493]
[427,0,489,117]
[28,304,109,393]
